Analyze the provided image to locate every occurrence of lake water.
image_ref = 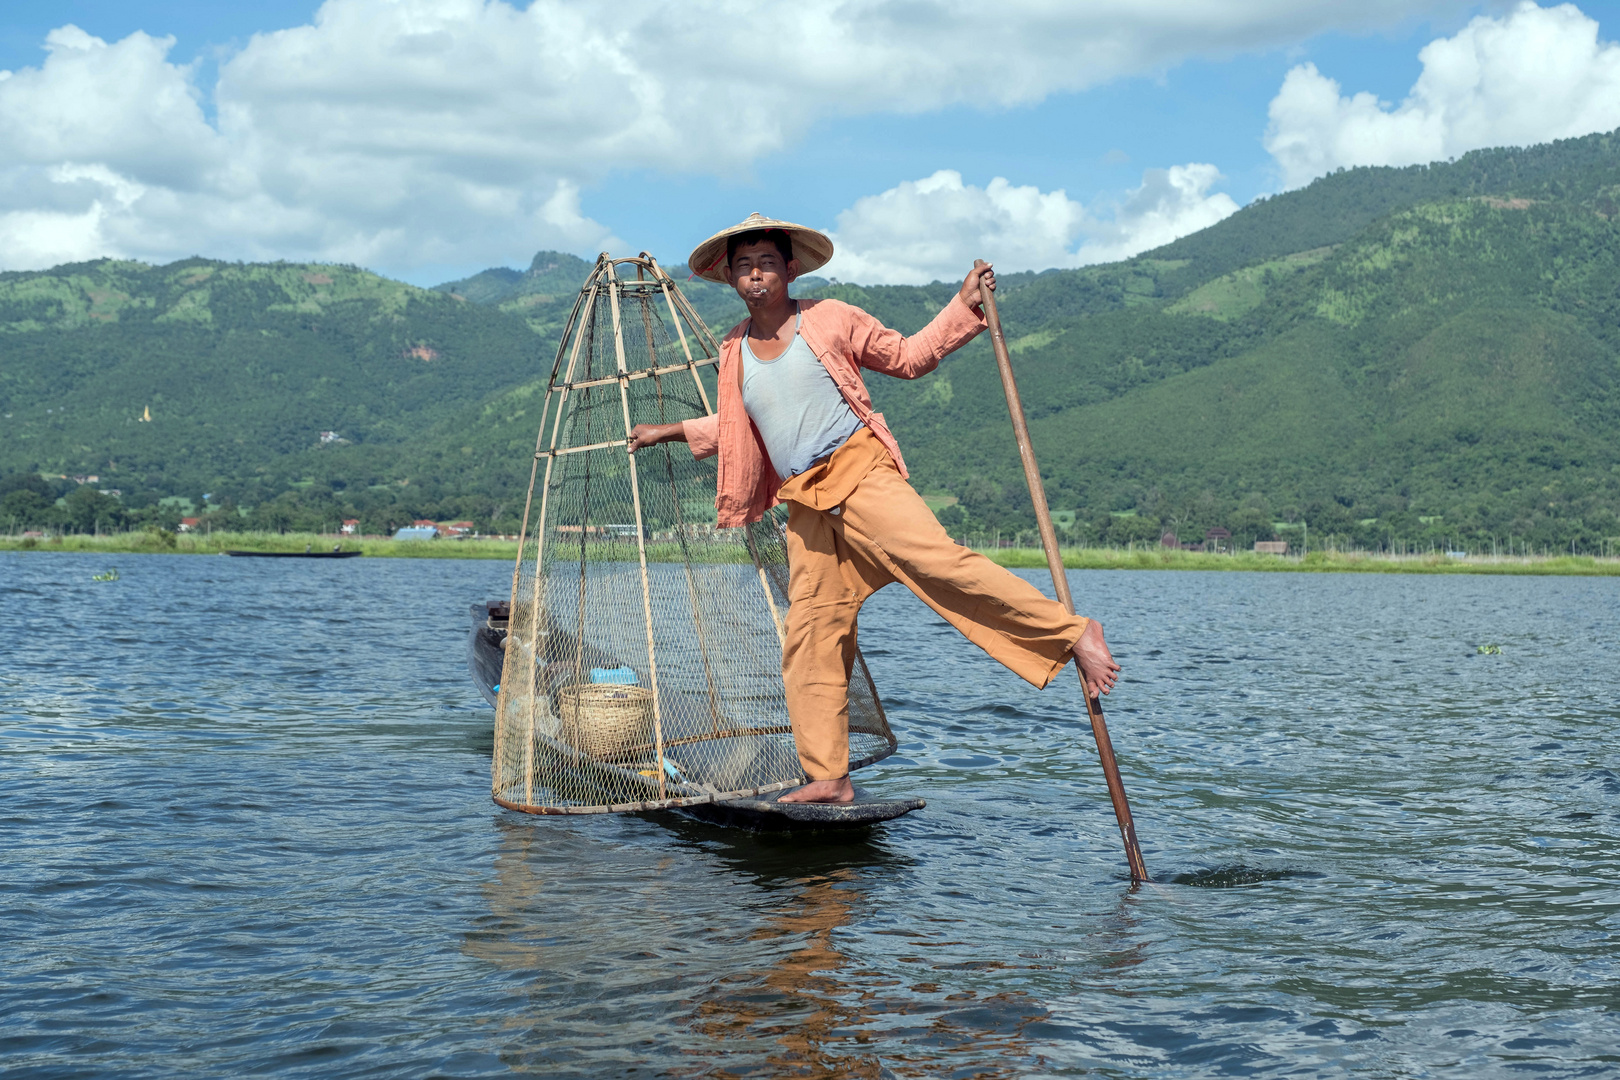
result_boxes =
[3,551,1617,1078]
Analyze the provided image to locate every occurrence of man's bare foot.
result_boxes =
[779,776,855,803]
[1073,619,1121,698]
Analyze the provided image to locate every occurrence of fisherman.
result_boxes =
[630,213,1119,804]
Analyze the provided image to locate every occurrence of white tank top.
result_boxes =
[740,305,862,478]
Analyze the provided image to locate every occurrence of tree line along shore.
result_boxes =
[4,530,1617,576]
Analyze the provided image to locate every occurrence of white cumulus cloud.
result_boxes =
[1265,1,1620,190]
[1075,164,1241,265]
[0,0,1455,274]
[824,166,1238,285]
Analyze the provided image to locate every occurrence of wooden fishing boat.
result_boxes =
[467,600,923,831]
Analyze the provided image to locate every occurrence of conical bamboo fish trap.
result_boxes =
[492,254,897,814]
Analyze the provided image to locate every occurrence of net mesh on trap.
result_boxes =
[492,254,896,814]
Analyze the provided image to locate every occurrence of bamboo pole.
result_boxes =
[500,265,593,805]
[605,260,668,801]
[524,264,604,807]
[660,271,723,356]
[644,254,716,415]
[744,528,788,648]
[975,260,1149,884]
[632,260,724,734]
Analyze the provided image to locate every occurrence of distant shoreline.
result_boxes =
[987,547,1620,576]
[0,532,518,561]
[4,532,1617,576]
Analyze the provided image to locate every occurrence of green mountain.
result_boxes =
[803,133,1620,551]
[0,251,748,533]
[0,259,548,526]
[3,129,1619,549]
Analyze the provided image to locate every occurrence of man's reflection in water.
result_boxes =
[685,866,887,1077]
[680,859,1059,1079]
[465,815,1060,1076]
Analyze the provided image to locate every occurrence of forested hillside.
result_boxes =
[3,128,1618,550]
[849,189,1620,551]
[797,131,1620,551]
[0,259,550,532]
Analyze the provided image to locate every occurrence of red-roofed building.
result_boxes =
[447,521,475,537]
[178,517,200,532]
[340,518,360,535]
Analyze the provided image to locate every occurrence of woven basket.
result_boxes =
[557,683,655,761]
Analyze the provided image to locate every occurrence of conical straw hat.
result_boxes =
[687,212,834,283]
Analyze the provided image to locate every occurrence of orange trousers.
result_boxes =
[778,429,1089,780]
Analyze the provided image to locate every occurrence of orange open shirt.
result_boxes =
[680,294,988,527]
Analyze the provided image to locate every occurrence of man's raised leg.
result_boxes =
[838,460,1091,689]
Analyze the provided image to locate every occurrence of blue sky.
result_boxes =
[2,2,1618,285]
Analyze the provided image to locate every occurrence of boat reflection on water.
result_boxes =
[466,817,1054,1076]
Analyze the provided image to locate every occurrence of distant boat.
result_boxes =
[224,548,361,559]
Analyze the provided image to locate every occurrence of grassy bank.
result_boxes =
[985,546,1620,576]
[0,531,523,560]
[5,532,1618,576]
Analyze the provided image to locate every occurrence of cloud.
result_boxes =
[0,10,627,272]
[0,168,136,268]
[824,172,1086,285]
[823,166,1238,285]
[0,0,1453,274]
[0,26,221,186]
[1265,2,1620,190]
[1076,164,1241,265]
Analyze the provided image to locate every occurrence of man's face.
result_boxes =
[725,239,800,309]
